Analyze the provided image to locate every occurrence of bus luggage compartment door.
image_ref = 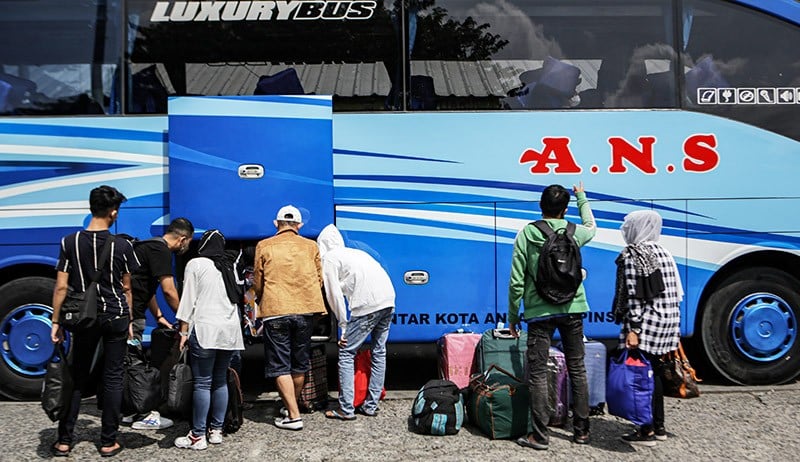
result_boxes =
[168,96,333,239]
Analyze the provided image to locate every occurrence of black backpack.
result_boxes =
[223,368,244,434]
[410,379,464,435]
[532,220,583,305]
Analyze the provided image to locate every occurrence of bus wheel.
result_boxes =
[0,277,65,400]
[701,268,800,385]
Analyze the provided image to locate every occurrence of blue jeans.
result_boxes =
[526,314,590,444]
[189,330,234,436]
[263,315,312,378]
[338,307,393,415]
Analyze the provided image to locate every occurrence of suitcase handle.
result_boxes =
[491,328,517,339]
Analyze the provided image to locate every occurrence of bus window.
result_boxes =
[682,0,800,141]
[126,0,400,113]
[409,0,678,111]
[0,0,120,116]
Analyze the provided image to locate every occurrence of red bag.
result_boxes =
[353,349,386,407]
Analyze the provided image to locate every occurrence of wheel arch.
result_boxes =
[694,249,800,334]
[0,260,57,289]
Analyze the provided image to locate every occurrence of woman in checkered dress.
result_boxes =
[613,210,683,447]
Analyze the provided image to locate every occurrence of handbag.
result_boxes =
[60,235,114,331]
[606,349,654,426]
[467,364,531,439]
[660,342,701,399]
[165,348,193,415]
[122,346,162,415]
[41,344,73,422]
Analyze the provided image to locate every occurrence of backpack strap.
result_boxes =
[531,220,554,237]
[532,220,576,238]
[564,221,576,238]
[90,235,115,285]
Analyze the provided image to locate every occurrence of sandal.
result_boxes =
[51,442,71,457]
[99,441,124,458]
[355,406,378,417]
[324,409,356,421]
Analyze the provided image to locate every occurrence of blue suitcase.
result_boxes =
[584,340,607,415]
[556,338,607,415]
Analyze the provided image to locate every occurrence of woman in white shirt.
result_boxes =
[174,230,244,450]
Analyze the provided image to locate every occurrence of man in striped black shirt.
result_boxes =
[50,185,140,458]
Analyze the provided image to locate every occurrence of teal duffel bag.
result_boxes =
[467,364,532,439]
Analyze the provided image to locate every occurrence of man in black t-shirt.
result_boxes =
[129,217,194,341]
[126,217,194,430]
[50,185,138,458]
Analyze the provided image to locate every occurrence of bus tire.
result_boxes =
[701,268,800,385]
[0,277,57,400]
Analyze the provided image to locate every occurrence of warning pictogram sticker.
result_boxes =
[737,88,756,104]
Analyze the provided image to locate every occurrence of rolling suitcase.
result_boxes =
[476,328,527,378]
[557,338,607,415]
[437,332,482,389]
[299,344,328,412]
[584,340,607,415]
[546,346,569,427]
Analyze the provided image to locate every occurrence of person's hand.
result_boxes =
[179,335,188,351]
[625,331,639,349]
[50,323,63,344]
[509,323,520,339]
[157,316,173,329]
[128,322,134,341]
[573,181,585,194]
[337,333,348,349]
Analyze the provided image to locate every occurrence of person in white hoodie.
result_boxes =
[317,224,396,420]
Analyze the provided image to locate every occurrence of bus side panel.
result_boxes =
[168,96,333,239]
[335,203,496,342]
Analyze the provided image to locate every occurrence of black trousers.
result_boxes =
[640,350,665,431]
[58,313,128,447]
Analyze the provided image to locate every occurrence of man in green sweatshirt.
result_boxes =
[508,182,596,451]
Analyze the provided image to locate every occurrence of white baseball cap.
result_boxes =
[276,205,302,223]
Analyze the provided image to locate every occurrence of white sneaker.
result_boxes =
[279,406,288,417]
[208,429,223,444]
[174,432,208,450]
[131,411,174,430]
[122,414,136,425]
[274,416,303,431]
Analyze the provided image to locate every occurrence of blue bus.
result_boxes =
[1,0,799,399]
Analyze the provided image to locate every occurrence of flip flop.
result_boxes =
[324,409,356,421]
[355,406,378,417]
[99,442,124,457]
[51,442,71,457]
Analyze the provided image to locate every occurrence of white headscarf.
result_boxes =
[621,210,662,245]
[620,209,684,301]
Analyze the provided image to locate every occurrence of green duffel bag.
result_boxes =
[467,364,532,439]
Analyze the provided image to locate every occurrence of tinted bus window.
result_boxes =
[408,0,678,111]
[126,0,400,113]
[682,0,800,141]
[0,0,121,115]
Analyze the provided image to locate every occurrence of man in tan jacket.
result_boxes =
[253,205,326,431]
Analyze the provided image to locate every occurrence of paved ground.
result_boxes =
[4,381,799,462]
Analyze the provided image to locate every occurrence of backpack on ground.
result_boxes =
[532,221,582,304]
[410,379,464,435]
[223,367,244,434]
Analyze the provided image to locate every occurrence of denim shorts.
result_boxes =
[263,315,313,377]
